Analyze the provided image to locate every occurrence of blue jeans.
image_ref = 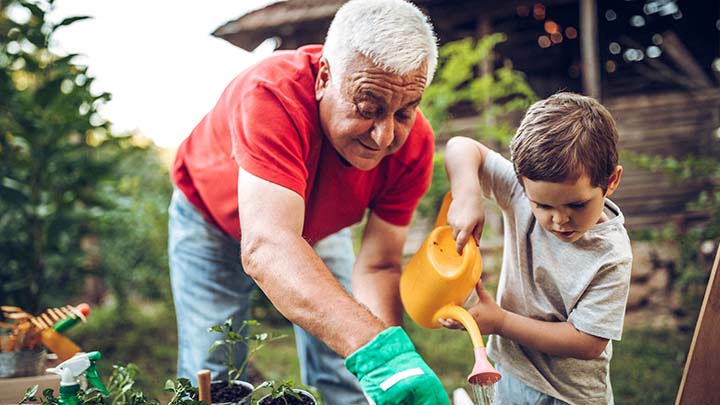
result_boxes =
[494,364,569,405]
[168,189,368,405]
[494,363,614,405]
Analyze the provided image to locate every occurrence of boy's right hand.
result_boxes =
[447,195,485,254]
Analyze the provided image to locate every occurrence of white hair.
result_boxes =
[323,0,438,87]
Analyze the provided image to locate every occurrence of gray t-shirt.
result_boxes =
[482,151,632,404]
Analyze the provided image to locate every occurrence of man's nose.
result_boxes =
[371,117,394,149]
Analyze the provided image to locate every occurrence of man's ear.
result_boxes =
[605,165,623,197]
[315,57,331,101]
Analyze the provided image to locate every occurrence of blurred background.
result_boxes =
[1,0,718,403]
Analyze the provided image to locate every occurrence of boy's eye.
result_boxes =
[536,203,551,210]
[569,202,586,209]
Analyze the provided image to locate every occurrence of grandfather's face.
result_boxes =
[315,55,427,171]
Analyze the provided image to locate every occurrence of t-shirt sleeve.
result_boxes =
[370,120,435,226]
[481,150,524,210]
[567,257,632,341]
[229,83,309,198]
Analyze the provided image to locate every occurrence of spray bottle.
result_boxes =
[46,351,109,404]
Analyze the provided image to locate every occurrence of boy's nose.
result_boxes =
[552,212,570,225]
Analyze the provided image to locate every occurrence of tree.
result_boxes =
[0,0,171,312]
[418,33,537,217]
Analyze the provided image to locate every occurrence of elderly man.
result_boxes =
[168,0,447,403]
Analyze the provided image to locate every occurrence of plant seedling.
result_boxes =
[255,380,315,405]
[208,318,285,386]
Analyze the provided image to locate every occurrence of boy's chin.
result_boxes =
[548,229,585,243]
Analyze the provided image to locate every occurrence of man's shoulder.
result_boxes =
[226,46,320,103]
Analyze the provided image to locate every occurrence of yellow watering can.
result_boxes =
[400,192,501,386]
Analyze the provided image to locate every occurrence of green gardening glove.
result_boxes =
[345,326,450,405]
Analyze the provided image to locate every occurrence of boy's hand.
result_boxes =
[438,282,505,335]
[447,195,485,254]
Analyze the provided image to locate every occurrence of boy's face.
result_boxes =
[522,167,622,243]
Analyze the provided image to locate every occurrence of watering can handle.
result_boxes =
[434,192,454,229]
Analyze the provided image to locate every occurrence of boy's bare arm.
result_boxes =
[444,137,491,253]
[443,283,609,360]
[494,309,609,360]
[471,284,608,359]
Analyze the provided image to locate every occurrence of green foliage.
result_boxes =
[19,364,208,405]
[0,0,173,312]
[254,380,303,405]
[67,302,178,401]
[421,33,537,141]
[18,386,58,405]
[93,142,173,310]
[105,363,160,405]
[208,318,286,385]
[622,149,720,325]
[418,34,536,221]
[164,378,203,405]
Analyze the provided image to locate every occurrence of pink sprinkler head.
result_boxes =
[468,347,502,386]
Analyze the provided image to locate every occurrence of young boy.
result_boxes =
[442,92,632,404]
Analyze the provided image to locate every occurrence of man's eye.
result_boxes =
[395,110,412,121]
[357,103,378,118]
[359,109,375,118]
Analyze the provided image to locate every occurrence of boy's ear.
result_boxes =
[605,165,623,197]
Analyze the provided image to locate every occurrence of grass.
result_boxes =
[610,327,692,404]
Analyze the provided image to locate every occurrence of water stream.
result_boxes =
[469,383,495,405]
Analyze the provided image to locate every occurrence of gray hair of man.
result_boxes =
[323,0,439,88]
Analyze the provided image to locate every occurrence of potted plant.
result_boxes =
[19,363,198,405]
[207,319,285,405]
[254,380,317,405]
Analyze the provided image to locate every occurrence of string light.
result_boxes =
[538,35,551,48]
[544,20,559,34]
[605,61,617,73]
[565,27,577,39]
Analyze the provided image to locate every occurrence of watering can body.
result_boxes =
[400,193,482,329]
[400,193,502,385]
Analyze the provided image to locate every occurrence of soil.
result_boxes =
[210,380,252,403]
[258,392,315,405]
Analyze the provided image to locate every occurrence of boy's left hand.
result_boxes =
[438,282,506,335]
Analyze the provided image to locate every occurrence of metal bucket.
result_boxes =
[0,347,47,378]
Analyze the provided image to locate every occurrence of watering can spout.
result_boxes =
[400,192,501,385]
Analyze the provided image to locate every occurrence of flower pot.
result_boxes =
[0,347,47,378]
[210,379,254,405]
[256,388,317,405]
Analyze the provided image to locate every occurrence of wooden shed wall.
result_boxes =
[605,89,719,230]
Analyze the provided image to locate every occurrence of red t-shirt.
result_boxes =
[172,45,434,244]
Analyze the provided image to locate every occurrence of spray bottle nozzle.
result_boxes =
[46,351,109,396]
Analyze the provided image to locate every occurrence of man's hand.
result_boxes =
[345,327,450,405]
[446,195,485,254]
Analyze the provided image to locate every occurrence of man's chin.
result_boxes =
[342,154,383,171]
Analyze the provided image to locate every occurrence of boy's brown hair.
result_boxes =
[509,92,619,193]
